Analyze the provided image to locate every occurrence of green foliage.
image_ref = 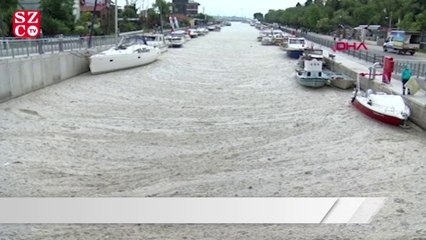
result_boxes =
[40,0,75,35]
[75,12,101,36]
[264,0,426,33]
[122,4,138,18]
[0,0,18,36]
[42,16,71,35]
[118,3,140,32]
[253,12,264,22]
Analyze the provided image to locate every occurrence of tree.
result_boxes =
[0,0,19,37]
[75,12,101,36]
[40,0,75,35]
[119,3,140,32]
[253,12,263,22]
[263,0,426,33]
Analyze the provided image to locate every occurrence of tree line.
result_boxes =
[254,0,426,33]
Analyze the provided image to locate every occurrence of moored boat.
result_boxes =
[89,36,160,74]
[166,30,186,47]
[295,58,328,88]
[284,37,306,59]
[351,74,410,126]
[143,33,169,53]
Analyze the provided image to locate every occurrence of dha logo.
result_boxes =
[332,42,368,51]
[12,10,41,38]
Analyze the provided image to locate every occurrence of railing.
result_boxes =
[302,33,386,65]
[281,27,426,79]
[0,35,116,59]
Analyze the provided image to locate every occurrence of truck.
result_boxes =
[383,30,421,55]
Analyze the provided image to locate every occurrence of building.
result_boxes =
[80,1,114,34]
[172,0,200,16]
[18,0,81,19]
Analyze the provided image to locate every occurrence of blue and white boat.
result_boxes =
[285,37,306,59]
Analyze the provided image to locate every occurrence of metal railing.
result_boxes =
[281,27,426,79]
[0,35,116,59]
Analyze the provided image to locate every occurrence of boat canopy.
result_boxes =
[116,36,147,49]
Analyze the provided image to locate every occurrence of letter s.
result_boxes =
[14,11,26,24]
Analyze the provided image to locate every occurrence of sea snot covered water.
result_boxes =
[0,23,425,239]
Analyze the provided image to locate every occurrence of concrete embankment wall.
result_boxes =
[0,46,110,103]
[324,57,426,129]
[0,52,88,103]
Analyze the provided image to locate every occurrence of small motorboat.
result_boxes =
[284,37,306,59]
[257,29,271,42]
[188,29,198,38]
[89,35,160,74]
[261,35,274,46]
[351,73,410,126]
[166,30,186,47]
[143,33,169,53]
[324,71,355,89]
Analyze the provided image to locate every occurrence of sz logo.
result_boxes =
[332,42,368,51]
[13,10,41,38]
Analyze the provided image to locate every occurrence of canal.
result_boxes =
[0,22,425,239]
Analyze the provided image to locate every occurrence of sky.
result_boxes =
[116,0,302,18]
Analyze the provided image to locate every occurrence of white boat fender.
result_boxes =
[351,88,358,103]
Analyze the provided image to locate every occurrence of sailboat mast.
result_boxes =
[158,0,164,34]
[115,0,118,44]
[88,0,98,48]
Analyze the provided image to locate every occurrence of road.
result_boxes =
[310,31,426,61]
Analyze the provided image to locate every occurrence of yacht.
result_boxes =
[89,36,160,74]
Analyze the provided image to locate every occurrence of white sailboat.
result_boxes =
[89,33,160,74]
[89,1,162,74]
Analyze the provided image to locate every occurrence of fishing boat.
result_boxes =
[284,37,306,59]
[297,47,325,69]
[295,57,328,88]
[351,73,410,126]
[89,35,160,74]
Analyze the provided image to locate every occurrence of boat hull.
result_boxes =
[330,78,355,89]
[352,96,405,126]
[296,77,326,88]
[287,49,304,59]
[90,49,159,74]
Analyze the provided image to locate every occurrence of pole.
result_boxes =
[115,0,118,45]
[388,12,392,32]
[88,0,98,48]
[158,0,164,34]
